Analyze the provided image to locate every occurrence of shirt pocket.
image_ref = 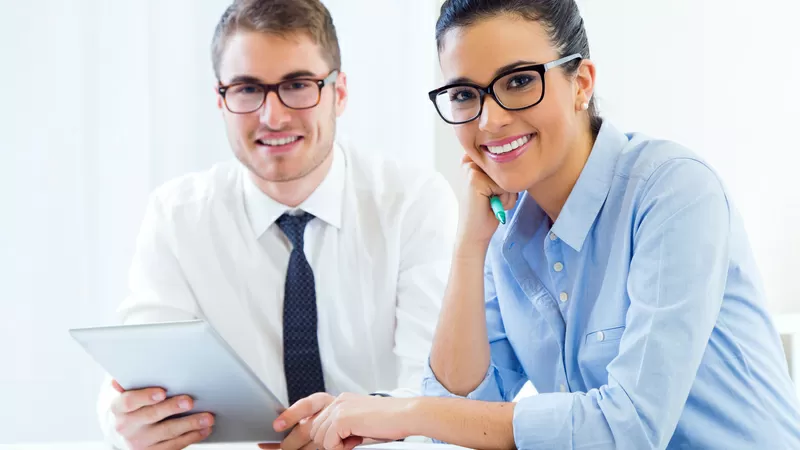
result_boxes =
[579,325,626,386]
[585,325,625,345]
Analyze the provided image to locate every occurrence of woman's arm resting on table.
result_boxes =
[309,394,516,450]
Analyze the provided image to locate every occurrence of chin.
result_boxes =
[255,168,304,183]
[498,181,529,194]
[487,171,532,194]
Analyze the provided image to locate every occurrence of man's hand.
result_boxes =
[258,392,335,450]
[109,379,214,450]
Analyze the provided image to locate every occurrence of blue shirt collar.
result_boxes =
[506,121,628,252]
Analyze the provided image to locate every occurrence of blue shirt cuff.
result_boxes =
[421,357,504,401]
[512,393,574,449]
[420,359,505,445]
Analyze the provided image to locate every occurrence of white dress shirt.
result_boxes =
[96,141,458,445]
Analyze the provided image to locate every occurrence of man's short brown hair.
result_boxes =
[211,0,342,80]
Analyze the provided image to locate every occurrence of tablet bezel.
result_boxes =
[70,319,288,444]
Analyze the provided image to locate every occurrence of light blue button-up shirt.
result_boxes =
[422,122,800,449]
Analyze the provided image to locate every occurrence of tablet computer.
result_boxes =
[69,319,287,444]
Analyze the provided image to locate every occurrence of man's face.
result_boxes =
[217,31,347,183]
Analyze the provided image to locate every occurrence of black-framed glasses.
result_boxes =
[217,69,339,114]
[428,54,582,125]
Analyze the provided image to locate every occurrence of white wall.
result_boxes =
[0,0,231,443]
[325,0,440,167]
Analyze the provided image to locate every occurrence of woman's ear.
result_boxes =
[574,59,596,109]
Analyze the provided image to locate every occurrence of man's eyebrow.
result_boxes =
[225,70,319,85]
[227,75,263,84]
[445,60,540,85]
[280,70,317,80]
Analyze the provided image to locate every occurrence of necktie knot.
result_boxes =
[276,212,315,248]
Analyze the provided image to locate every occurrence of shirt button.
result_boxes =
[559,292,569,303]
[553,262,564,272]
[549,232,557,241]
[597,331,605,342]
[560,384,567,392]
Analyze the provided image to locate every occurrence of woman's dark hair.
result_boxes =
[436,0,602,136]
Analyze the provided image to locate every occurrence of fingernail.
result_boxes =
[179,399,191,410]
[201,427,211,436]
[152,391,165,402]
[200,416,210,427]
[275,419,286,430]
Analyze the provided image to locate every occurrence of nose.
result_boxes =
[259,91,291,129]
[478,96,512,133]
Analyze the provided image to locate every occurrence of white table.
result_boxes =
[774,313,800,399]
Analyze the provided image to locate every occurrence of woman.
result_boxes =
[304,0,800,448]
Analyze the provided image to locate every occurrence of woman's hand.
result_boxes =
[458,154,517,252]
[308,393,413,450]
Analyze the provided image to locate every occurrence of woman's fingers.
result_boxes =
[464,163,505,198]
[499,191,517,210]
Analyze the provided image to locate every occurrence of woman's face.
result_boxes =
[437,15,592,193]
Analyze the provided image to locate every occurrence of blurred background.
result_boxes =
[1,0,798,444]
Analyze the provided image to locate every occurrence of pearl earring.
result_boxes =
[581,102,589,111]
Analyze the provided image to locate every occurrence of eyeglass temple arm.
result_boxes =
[544,53,583,70]
[322,69,339,85]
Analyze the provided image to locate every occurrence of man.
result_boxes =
[96,0,457,449]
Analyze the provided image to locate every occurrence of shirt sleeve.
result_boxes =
[421,235,529,403]
[511,159,732,450]
[97,190,201,448]
[387,172,459,397]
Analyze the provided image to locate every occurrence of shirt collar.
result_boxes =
[549,121,628,252]
[242,142,345,238]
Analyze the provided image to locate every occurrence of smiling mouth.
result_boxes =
[255,136,302,147]
[483,134,534,154]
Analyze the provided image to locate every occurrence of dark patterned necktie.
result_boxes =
[276,212,326,405]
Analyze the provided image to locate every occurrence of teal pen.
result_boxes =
[490,195,506,225]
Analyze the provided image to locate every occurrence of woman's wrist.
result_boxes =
[453,235,491,261]
[399,397,474,441]
[398,396,431,438]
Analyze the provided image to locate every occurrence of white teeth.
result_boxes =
[487,134,532,154]
[261,136,300,146]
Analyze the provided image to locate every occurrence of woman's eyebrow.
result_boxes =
[445,60,540,85]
